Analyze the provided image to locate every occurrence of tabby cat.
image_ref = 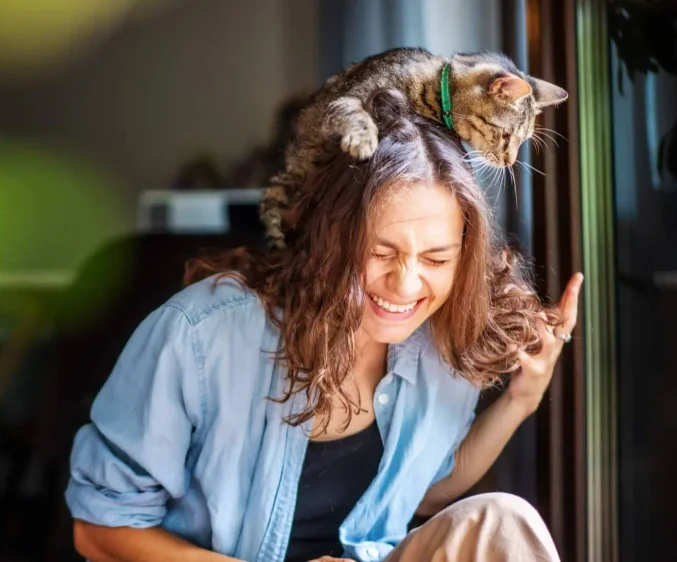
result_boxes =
[260,47,568,248]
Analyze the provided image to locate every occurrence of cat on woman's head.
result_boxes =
[261,47,568,249]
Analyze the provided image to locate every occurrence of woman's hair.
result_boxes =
[186,89,559,430]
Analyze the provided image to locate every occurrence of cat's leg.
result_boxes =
[324,96,379,160]
[259,181,288,249]
[260,141,322,249]
[260,164,310,249]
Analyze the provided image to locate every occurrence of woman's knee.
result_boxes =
[438,492,545,525]
[472,492,541,516]
[426,494,559,561]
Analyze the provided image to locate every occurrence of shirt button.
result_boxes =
[366,546,379,558]
[383,373,393,385]
[378,393,389,405]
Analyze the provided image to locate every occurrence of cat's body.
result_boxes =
[261,47,568,247]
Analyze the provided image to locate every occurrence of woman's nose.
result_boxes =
[393,260,422,297]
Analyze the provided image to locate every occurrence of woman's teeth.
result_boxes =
[369,294,418,313]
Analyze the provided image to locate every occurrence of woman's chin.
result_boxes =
[361,314,423,344]
[359,296,434,344]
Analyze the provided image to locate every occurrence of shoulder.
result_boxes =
[160,275,279,389]
[147,275,280,428]
[163,274,265,327]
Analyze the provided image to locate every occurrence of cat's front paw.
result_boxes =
[340,121,379,160]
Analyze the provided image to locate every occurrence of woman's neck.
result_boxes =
[353,328,388,388]
[310,329,387,441]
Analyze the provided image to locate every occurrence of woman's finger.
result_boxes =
[556,273,584,337]
[557,272,583,312]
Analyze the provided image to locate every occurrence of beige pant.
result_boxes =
[386,493,560,562]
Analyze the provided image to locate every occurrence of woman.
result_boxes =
[67,90,582,562]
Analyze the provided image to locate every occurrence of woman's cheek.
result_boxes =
[365,260,386,287]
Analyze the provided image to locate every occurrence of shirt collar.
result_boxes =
[386,323,427,385]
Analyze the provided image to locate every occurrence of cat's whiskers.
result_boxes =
[483,153,504,191]
[462,150,492,175]
[465,152,519,200]
[533,127,565,148]
[483,163,501,200]
[461,149,484,162]
[465,150,495,185]
[527,136,538,154]
[495,166,508,204]
[462,153,487,170]
[515,159,546,177]
[501,164,519,210]
[508,164,517,188]
[470,158,491,178]
[534,126,568,141]
[528,135,546,154]
[495,166,506,192]
[464,160,488,175]
[516,160,532,178]
[532,131,558,149]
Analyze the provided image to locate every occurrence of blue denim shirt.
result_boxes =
[66,276,479,562]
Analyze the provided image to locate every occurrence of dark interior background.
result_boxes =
[3,1,674,561]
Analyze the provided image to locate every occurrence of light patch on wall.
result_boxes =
[0,0,177,81]
[0,138,127,275]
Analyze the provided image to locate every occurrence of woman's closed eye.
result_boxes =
[423,257,450,267]
[371,252,450,267]
[372,252,396,261]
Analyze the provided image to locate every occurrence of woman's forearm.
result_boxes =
[73,520,243,562]
[417,392,532,515]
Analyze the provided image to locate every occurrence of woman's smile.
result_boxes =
[367,293,426,320]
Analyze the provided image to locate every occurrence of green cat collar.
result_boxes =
[440,63,454,131]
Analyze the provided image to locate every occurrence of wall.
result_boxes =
[423,0,502,55]
[0,0,319,260]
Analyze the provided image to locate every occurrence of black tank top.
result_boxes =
[284,420,384,562]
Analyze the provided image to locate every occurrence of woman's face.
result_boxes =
[361,181,464,345]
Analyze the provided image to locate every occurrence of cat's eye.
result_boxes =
[502,131,512,142]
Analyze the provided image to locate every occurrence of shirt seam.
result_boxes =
[163,303,209,445]
[165,291,258,327]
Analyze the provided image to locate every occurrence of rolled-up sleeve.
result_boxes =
[65,304,203,528]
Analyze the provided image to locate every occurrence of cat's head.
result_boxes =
[450,53,568,167]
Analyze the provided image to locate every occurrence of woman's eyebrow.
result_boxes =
[374,238,462,253]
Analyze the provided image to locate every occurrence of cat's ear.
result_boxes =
[488,74,532,102]
[530,77,568,111]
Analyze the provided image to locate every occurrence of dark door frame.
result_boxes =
[526,0,619,561]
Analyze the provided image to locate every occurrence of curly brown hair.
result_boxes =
[185,89,559,430]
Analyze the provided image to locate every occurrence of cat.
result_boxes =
[260,47,568,248]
